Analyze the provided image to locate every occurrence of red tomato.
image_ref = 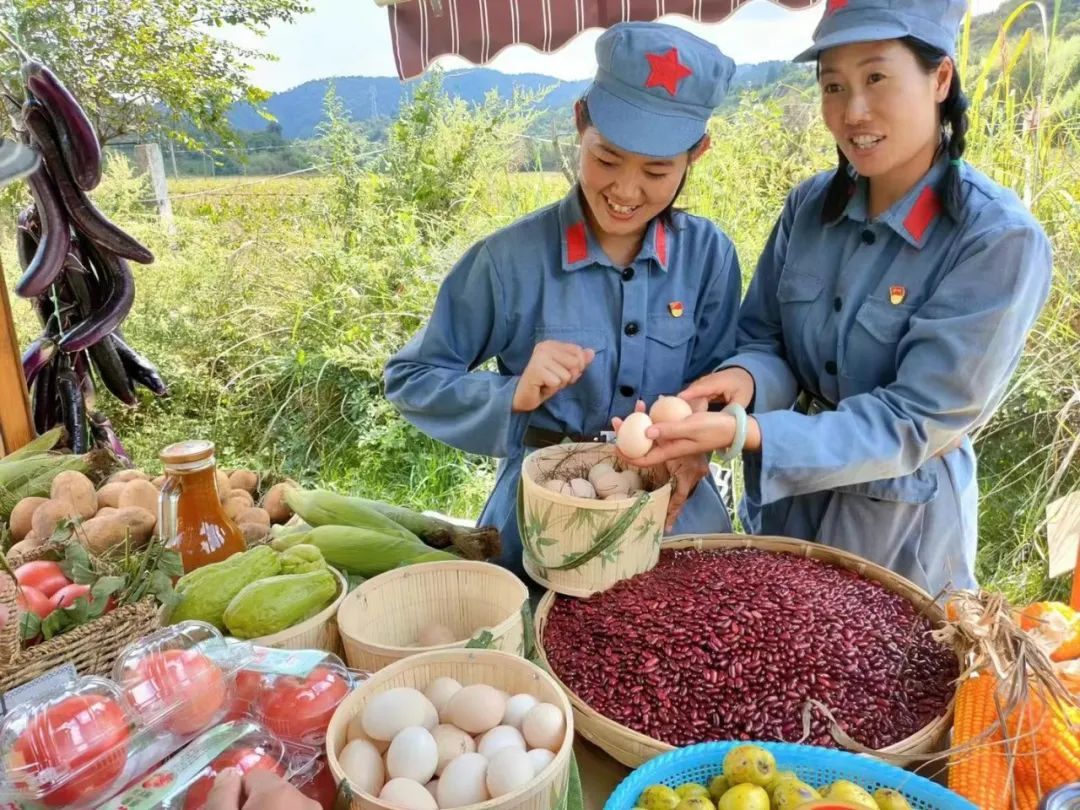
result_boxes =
[257,667,350,745]
[16,586,54,619]
[298,758,338,810]
[50,583,92,610]
[181,745,284,810]
[123,649,227,736]
[12,694,130,807]
[225,669,266,722]
[14,561,70,598]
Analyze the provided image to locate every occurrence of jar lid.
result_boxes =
[160,440,215,465]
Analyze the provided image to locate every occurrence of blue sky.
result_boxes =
[223,0,1005,92]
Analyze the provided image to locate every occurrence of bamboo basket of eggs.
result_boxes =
[519,396,700,597]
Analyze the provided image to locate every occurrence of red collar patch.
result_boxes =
[645,49,693,97]
[903,186,942,243]
[655,220,667,266]
[825,0,849,15]
[565,222,588,264]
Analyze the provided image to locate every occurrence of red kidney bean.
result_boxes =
[543,548,957,749]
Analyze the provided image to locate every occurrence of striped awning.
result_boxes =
[388,0,821,80]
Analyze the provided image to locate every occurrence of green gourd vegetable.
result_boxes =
[168,545,281,630]
[223,568,338,639]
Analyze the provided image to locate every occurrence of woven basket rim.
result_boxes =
[533,534,956,768]
[325,648,574,810]
[336,561,528,654]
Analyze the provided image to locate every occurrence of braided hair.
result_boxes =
[820,37,970,223]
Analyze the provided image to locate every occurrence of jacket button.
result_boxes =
[624,322,639,336]
[825,360,838,375]
[619,385,634,397]
[833,296,842,312]
[621,267,634,281]
[861,229,876,245]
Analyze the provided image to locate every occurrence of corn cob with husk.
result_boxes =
[271,525,457,578]
[948,671,1012,810]
[0,428,111,518]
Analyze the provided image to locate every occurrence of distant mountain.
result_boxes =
[228,62,806,140]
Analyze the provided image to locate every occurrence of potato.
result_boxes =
[80,507,155,555]
[261,482,297,524]
[107,469,150,485]
[224,491,255,519]
[31,499,78,541]
[228,469,259,495]
[236,507,271,528]
[238,522,269,543]
[215,469,231,501]
[7,537,43,559]
[50,471,97,520]
[96,507,118,519]
[10,496,48,542]
[119,480,159,522]
[152,475,166,488]
[97,481,126,509]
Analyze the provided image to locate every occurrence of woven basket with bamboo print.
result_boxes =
[0,543,161,693]
[533,534,959,771]
[519,443,670,597]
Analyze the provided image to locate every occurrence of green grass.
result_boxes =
[2,64,1077,602]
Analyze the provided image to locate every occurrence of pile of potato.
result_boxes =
[6,468,297,559]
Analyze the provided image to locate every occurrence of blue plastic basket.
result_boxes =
[604,742,977,810]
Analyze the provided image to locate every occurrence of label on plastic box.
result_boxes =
[98,723,251,810]
[0,664,78,717]
[244,647,328,678]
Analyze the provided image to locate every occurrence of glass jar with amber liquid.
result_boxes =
[158,440,245,572]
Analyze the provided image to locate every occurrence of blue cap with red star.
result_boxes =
[794,0,966,62]
[587,22,735,158]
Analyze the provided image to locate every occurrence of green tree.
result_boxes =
[0,0,311,146]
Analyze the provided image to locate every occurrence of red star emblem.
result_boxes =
[825,0,848,14]
[645,49,693,96]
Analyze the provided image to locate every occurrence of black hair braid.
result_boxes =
[941,71,970,220]
[821,146,855,223]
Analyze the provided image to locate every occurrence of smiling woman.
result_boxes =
[383,21,746,587]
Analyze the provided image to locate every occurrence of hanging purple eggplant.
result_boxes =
[88,410,128,461]
[22,99,152,264]
[22,60,102,191]
[56,359,88,453]
[14,164,71,298]
[32,357,58,435]
[86,335,138,406]
[57,242,134,353]
[113,333,168,397]
[21,336,57,388]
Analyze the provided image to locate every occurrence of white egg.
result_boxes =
[386,727,439,784]
[616,412,654,459]
[446,684,506,734]
[379,778,438,810]
[363,688,439,741]
[347,713,390,753]
[586,462,615,487]
[567,477,596,499]
[417,623,457,647]
[620,468,643,492]
[542,478,568,494]
[424,677,463,722]
[521,703,566,752]
[477,725,527,759]
[338,739,385,795]
[486,748,536,797]
[592,470,630,500]
[437,752,489,808]
[431,724,476,776]
[649,395,693,423]
[527,748,556,775]
[502,693,540,729]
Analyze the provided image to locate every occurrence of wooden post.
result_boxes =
[133,143,175,233]
[0,258,35,457]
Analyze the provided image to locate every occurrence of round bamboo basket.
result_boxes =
[519,442,670,597]
[533,534,957,770]
[325,649,574,810]
[249,566,348,653]
[337,561,528,672]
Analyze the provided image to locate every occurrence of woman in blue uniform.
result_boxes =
[620,0,1053,597]
[384,22,743,579]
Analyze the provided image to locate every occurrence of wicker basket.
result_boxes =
[533,534,957,770]
[0,545,161,693]
[248,566,349,654]
[337,561,529,672]
[519,443,670,598]
[325,649,574,810]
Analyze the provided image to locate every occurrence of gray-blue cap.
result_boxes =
[793,0,966,63]
[586,22,736,159]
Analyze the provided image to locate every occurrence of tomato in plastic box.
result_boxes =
[7,691,131,807]
[181,743,287,810]
[256,666,350,745]
[121,647,228,735]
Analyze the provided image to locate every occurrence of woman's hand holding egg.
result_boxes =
[679,367,755,410]
[511,341,595,413]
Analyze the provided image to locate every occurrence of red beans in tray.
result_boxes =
[542,548,957,749]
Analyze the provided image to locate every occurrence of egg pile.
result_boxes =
[541,460,645,502]
[339,677,566,809]
[615,395,694,460]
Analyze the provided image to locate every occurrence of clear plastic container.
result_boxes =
[95,721,319,810]
[0,622,252,809]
